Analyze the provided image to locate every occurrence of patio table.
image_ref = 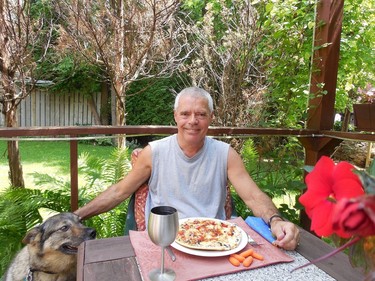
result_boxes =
[77,227,364,281]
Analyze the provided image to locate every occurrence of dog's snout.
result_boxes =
[88,228,96,239]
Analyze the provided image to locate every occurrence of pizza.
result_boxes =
[175,218,242,251]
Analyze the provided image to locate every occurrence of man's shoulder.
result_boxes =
[149,135,175,149]
[206,137,230,149]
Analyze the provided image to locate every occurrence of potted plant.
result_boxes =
[353,84,375,131]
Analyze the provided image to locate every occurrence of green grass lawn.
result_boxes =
[0,140,116,190]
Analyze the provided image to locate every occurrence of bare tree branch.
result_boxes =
[179,0,266,128]
[0,0,55,187]
[56,0,187,146]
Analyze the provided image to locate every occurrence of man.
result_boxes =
[75,86,300,250]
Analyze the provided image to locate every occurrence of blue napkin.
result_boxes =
[245,216,275,244]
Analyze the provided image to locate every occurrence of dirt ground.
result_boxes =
[332,140,374,168]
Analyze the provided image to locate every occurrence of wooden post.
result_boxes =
[70,138,79,211]
[307,0,344,130]
[301,0,345,230]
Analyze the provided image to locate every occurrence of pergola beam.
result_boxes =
[306,0,344,131]
[301,0,345,230]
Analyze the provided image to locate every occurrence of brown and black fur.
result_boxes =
[4,212,96,281]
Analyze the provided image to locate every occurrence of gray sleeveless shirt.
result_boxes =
[145,134,229,223]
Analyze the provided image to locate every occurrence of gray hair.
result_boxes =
[174,87,214,113]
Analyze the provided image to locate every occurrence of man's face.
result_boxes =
[174,95,213,145]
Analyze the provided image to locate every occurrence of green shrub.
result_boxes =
[232,138,305,224]
[126,75,187,125]
[0,147,132,276]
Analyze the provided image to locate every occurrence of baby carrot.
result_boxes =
[230,253,245,262]
[252,251,264,261]
[228,256,241,267]
[239,248,254,258]
[243,256,253,267]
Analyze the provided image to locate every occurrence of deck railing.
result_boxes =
[1,125,374,225]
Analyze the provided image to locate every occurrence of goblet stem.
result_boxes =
[161,247,165,274]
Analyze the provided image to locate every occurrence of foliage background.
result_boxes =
[0,147,131,277]
[0,0,374,277]
[126,76,186,126]
[336,0,375,111]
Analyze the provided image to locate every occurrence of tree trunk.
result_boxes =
[112,79,126,148]
[115,95,126,148]
[6,106,25,188]
[7,140,25,188]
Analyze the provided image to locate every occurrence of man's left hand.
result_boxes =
[271,221,300,250]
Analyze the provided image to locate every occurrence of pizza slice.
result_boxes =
[175,218,242,251]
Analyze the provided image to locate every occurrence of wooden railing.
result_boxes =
[1,125,374,226]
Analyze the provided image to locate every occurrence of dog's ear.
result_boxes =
[22,226,41,244]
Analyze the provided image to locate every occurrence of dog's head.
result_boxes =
[23,212,96,257]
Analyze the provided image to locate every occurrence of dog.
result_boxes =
[4,212,96,281]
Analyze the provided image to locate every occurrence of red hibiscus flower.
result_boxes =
[295,157,374,275]
[299,156,365,237]
[332,195,375,237]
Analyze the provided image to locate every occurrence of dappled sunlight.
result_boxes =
[0,163,70,190]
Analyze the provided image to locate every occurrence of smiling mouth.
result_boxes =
[185,128,200,133]
[60,243,79,255]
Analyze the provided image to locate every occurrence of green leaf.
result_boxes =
[303,165,314,173]
[368,159,375,177]
[356,170,375,195]
[349,237,375,273]
[273,30,284,39]
[307,21,315,29]
[265,3,273,13]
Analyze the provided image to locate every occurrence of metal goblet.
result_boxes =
[147,206,179,281]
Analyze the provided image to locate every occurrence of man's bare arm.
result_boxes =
[227,147,279,221]
[227,147,299,250]
[74,146,152,220]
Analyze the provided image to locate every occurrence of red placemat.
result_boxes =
[129,217,293,281]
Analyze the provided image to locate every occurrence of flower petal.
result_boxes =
[300,156,336,215]
[309,200,335,237]
[299,191,326,218]
[305,156,335,193]
[332,162,364,200]
[332,195,375,238]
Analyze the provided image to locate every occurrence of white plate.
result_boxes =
[170,217,247,257]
